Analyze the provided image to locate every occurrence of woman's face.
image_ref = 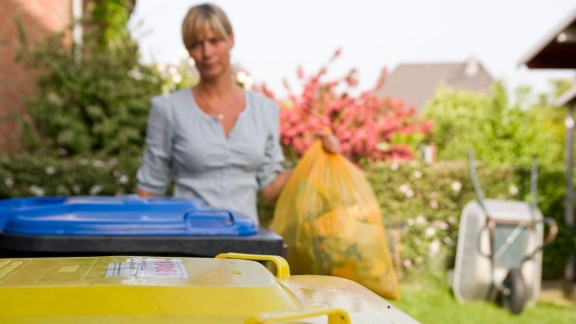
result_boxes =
[188,28,234,81]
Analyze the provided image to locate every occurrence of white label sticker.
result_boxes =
[105,258,188,279]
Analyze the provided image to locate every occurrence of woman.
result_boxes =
[136,3,339,225]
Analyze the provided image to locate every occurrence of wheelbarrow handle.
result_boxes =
[521,217,558,263]
[542,217,558,246]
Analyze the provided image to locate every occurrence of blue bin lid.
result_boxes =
[0,196,68,211]
[0,195,208,209]
[0,196,257,236]
[0,196,68,230]
[0,196,207,230]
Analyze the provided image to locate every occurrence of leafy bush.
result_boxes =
[422,82,564,170]
[16,10,165,157]
[533,166,576,279]
[89,0,135,48]
[257,49,432,164]
[367,160,516,279]
[0,154,140,199]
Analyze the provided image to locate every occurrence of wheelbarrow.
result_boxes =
[452,150,558,314]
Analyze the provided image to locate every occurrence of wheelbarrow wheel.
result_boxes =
[501,267,526,314]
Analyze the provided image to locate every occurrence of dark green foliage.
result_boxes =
[422,82,565,170]
[16,10,163,157]
[367,160,518,279]
[0,154,140,199]
[90,0,135,48]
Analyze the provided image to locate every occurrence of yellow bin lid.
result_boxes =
[0,253,417,323]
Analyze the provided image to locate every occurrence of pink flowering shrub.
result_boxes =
[257,49,432,163]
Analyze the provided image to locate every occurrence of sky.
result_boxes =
[129,0,576,100]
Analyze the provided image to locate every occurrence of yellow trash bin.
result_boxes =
[0,253,418,323]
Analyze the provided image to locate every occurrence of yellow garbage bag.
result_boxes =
[271,140,400,300]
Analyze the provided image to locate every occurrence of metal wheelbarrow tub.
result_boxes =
[452,199,553,305]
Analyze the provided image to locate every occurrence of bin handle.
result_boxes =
[215,253,290,280]
[244,305,351,324]
[184,210,235,227]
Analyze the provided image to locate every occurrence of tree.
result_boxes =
[89,0,136,48]
[422,81,564,170]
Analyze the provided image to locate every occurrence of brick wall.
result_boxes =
[0,0,72,152]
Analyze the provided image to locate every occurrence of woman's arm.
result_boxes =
[135,96,176,196]
[261,169,293,202]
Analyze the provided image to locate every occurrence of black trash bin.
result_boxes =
[0,196,284,258]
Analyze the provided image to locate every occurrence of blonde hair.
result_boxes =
[182,3,233,49]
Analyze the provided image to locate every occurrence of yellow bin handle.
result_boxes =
[244,305,351,324]
[215,253,290,280]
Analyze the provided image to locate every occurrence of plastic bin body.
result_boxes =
[0,255,419,323]
[452,199,544,306]
[0,196,284,258]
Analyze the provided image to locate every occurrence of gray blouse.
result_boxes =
[136,88,285,225]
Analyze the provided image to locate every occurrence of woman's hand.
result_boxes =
[318,132,341,154]
[136,188,158,197]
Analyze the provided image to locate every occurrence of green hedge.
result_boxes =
[0,154,140,198]
[1,155,572,281]
[368,161,572,280]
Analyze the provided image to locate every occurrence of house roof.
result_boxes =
[376,57,493,110]
[518,7,576,107]
[518,7,576,69]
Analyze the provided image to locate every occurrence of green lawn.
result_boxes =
[390,282,576,324]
